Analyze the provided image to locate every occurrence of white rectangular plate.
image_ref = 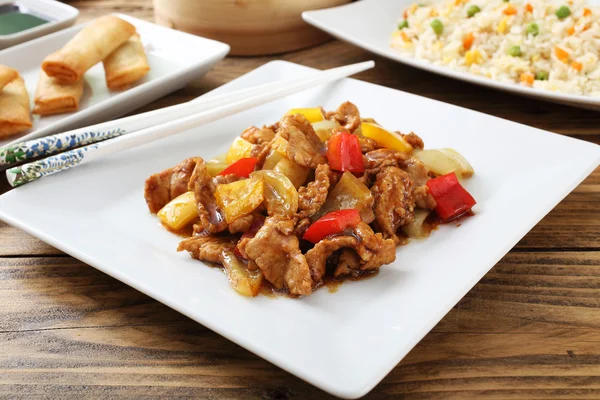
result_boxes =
[303,0,600,111]
[0,61,599,399]
[0,13,230,147]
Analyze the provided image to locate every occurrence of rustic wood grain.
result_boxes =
[0,1,598,399]
[1,252,599,399]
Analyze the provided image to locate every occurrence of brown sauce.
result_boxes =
[320,269,380,294]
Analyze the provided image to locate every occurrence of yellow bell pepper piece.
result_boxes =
[221,250,264,297]
[157,191,198,231]
[226,137,254,164]
[262,136,289,170]
[205,153,229,177]
[215,177,264,224]
[251,170,298,217]
[286,108,325,123]
[361,122,413,153]
[206,160,229,177]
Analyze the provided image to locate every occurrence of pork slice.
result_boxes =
[170,158,199,199]
[371,166,415,238]
[333,249,362,278]
[241,126,275,145]
[296,164,331,219]
[177,235,237,264]
[402,157,437,210]
[326,101,361,132]
[229,213,256,234]
[364,149,409,175]
[238,217,312,296]
[277,114,326,169]
[144,157,200,213]
[306,222,396,282]
[188,159,239,234]
[359,137,379,154]
[400,132,425,149]
[364,150,436,210]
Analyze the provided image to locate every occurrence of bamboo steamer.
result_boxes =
[153,0,351,56]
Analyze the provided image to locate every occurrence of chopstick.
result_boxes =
[6,60,375,187]
[0,61,374,169]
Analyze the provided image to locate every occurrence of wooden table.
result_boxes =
[2,2,599,399]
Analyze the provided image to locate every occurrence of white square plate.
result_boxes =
[0,61,598,399]
[303,0,600,111]
[0,13,230,147]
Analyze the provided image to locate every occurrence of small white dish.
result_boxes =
[0,0,79,50]
[0,13,230,147]
[0,61,598,399]
[303,0,600,111]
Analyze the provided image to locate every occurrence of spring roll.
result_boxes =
[0,65,19,90]
[0,77,32,138]
[103,33,150,90]
[42,15,136,83]
[33,70,84,116]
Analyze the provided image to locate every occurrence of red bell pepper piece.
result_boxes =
[327,131,364,173]
[219,157,257,178]
[426,172,476,221]
[303,209,362,244]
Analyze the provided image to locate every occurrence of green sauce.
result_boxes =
[0,11,49,36]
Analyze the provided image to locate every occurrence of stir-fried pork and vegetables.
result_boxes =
[144,102,476,297]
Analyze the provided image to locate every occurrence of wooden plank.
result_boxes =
[2,252,599,334]
[1,252,599,398]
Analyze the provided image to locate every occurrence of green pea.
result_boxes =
[503,0,509,2]
[467,5,481,17]
[526,22,539,36]
[398,20,409,30]
[431,19,444,35]
[535,71,549,81]
[508,45,521,57]
[555,6,570,19]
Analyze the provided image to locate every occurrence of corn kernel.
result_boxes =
[465,50,482,66]
[498,17,509,34]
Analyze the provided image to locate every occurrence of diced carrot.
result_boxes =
[555,46,569,62]
[525,3,533,13]
[571,61,583,71]
[503,4,517,15]
[463,33,475,50]
[583,24,590,31]
[583,8,592,17]
[520,73,535,86]
[567,26,575,35]
[403,9,408,18]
